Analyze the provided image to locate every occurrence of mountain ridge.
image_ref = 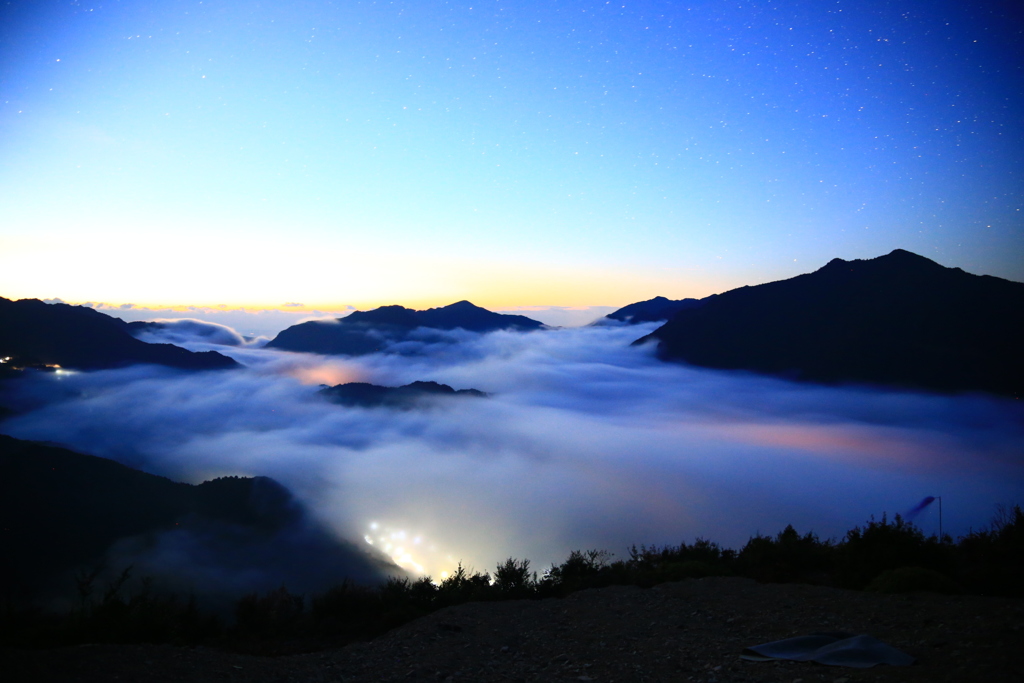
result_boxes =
[634,249,1024,397]
[266,300,544,356]
[602,295,708,324]
[319,380,487,408]
[0,434,394,603]
[0,297,238,372]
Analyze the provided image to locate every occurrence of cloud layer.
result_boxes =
[2,324,1022,581]
[130,318,256,347]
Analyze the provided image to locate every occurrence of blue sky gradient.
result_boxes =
[2,0,1021,309]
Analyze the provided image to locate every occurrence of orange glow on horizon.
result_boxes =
[287,363,364,386]
[697,420,940,470]
[0,231,728,312]
[32,272,722,315]
[25,296,676,315]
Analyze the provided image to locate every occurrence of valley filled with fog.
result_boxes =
[2,319,1021,581]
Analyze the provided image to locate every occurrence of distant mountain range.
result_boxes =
[602,296,708,324]
[266,300,544,356]
[0,297,238,372]
[320,380,487,408]
[0,434,395,603]
[5,250,1019,398]
[635,249,1024,397]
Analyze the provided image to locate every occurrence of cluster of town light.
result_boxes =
[0,357,71,375]
[363,521,458,580]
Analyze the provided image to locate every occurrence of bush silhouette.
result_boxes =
[866,566,960,594]
[835,513,951,588]
[493,558,535,598]
[739,525,833,584]
[437,562,491,604]
[1,565,221,648]
[541,549,614,593]
[625,538,734,586]
[235,586,304,639]
[954,504,1024,595]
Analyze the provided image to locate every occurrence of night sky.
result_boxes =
[2,0,1021,310]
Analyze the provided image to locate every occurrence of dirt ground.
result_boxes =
[5,577,1023,682]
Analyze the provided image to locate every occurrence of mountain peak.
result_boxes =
[428,300,487,313]
[603,296,705,324]
[815,249,946,278]
[878,248,942,268]
[344,305,421,327]
[637,250,1023,397]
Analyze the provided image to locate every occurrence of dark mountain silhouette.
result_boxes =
[415,300,543,332]
[0,297,238,371]
[634,249,1024,397]
[124,320,163,334]
[603,296,708,324]
[319,380,487,408]
[266,300,543,356]
[0,434,395,603]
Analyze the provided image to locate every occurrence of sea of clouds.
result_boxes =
[2,320,1022,583]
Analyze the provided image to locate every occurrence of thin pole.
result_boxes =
[938,496,943,539]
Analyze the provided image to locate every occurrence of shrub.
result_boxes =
[234,586,304,638]
[738,525,833,584]
[437,562,491,605]
[2,566,221,648]
[493,557,535,598]
[866,566,960,594]
[954,504,1024,595]
[835,513,951,589]
[541,549,613,593]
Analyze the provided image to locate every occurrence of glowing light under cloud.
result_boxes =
[287,361,364,387]
[362,521,459,579]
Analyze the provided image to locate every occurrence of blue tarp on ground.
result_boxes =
[741,632,915,668]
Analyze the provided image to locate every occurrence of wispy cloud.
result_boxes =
[131,318,256,347]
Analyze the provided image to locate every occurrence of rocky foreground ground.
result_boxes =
[5,577,1022,682]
